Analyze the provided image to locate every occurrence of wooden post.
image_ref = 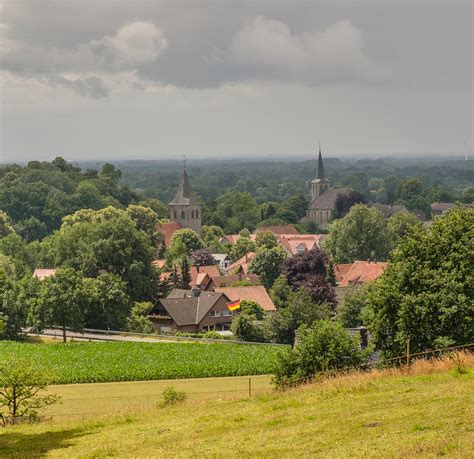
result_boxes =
[406,337,410,368]
[248,378,252,398]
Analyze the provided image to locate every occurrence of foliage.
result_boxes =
[325,204,391,263]
[0,359,60,425]
[179,257,192,289]
[282,247,328,289]
[326,260,337,286]
[269,288,332,344]
[213,191,260,233]
[361,207,474,358]
[230,237,256,262]
[125,205,160,243]
[240,300,265,320]
[161,386,187,406]
[231,313,268,342]
[336,284,371,328]
[0,211,15,239]
[249,246,287,289]
[169,229,203,257]
[255,231,279,250]
[0,341,283,383]
[269,275,292,310]
[40,207,158,301]
[127,302,155,334]
[191,248,216,266]
[273,320,365,389]
[300,275,337,312]
[387,211,422,245]
[332,191,366,219]
[29,268,86,342]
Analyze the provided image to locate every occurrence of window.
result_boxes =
[191,210,194,219]
[196,210,199,218]
[223,310,233,317]
[181,210,185,219]
[173,211,177,219]
[210,310,221,317]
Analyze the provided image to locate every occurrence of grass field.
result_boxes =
[1,355,473,457]
[0,340,283,384]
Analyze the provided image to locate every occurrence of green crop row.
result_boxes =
[0,341,284,384]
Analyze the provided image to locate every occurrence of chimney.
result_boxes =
[192,286,201,297]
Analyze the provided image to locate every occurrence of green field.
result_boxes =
[1,359,472,457]
[0,340,284,384]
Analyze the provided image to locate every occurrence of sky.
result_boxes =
[0,0,472,162]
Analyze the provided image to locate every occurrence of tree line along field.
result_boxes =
[0,341,283,384]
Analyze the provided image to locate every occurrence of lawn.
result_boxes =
[0,340,284,384]
[1,357,472,457]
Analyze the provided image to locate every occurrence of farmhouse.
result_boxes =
[149,288,234,334]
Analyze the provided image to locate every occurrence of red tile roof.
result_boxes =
[220,234,257,245]
[256,225,300,235]
[339,260,388,287]
[157,221,182,247]
[214,285,276,312]
[224,252,256,274]
[191,265,220,286]
[334,263,352,283]
[278,234,323,255]
[152,259,166,269]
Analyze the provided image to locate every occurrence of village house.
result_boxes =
[278,234,324,256]
[431,202,472,217]
[32,268,57,280]
[212,253,232,270]
[224,252,256,274]
[149,288,234,334]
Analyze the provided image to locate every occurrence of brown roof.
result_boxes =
[191,265,220,285]
[33,268,57,280]
[334,263,352,283]
[212,273,261,287]
[224,252,256,274]
[157,221,182,247]
[220,234,257,245]
[431,202,472,212]
[256,225,299,235]
[278,234,323,255]
[339,260,388,287]
[159,290,227,325]
[308,187,349,210]
[152,259,166,269]
[371,203,409,218]
[214,285,276,312]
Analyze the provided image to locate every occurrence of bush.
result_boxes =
[161,386,187,406]
[231,313,268,343]
[127,302,155,334]
[273,320,365,389]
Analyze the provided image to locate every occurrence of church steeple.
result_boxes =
[316,143,325,180]
[310,143,330,201]
[169,163,202,233]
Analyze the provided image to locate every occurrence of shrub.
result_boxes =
[127,302,155,334]
[161,386,187,406]
[231,313,268,343]
[273,320,365,389]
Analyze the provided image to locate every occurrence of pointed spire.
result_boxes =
[316,142,326,180]
[169,165,199,206]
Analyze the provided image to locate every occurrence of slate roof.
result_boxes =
[214,285,276,312]
[308,187,349,210]
[339,261,388,287]
[160,290,227,325]
[169,169,200,206]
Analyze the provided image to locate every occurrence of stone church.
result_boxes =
[169,167,202,233]
[306,147,348,228]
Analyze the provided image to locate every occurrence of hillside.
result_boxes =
[1,356,473,457]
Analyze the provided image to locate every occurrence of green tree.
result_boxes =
[269,275,292,310]
[30,268,86,342]
[461,187,474,203]
[273,320,364,388]
[240,300,265,320]
[249,246,287,289]
[361,207,474,358]
[0,211,15,238]
[83,273,130,330]
[126,205,160,242]
[230,237,256,262]
[255,231,279,250]
[336,284,371,328]
[387,211,421,247]
[231,313,267,342]
[325,204,391,263]
[127,302,155,334]
[215,191,260,233]
[169,229,203,257]
[179,257,192,289]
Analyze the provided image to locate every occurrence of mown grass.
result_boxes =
[0,340,283,384]
[1,355,473,458]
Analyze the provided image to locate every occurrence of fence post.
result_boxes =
[248,378,252,398]
[406,337,411,368]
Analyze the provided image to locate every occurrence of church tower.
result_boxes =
[310,144,330,201]
[169,167,202,233]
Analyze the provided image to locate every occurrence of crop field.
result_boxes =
[0,340,284,384]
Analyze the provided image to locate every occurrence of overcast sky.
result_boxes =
[0,0,472,162]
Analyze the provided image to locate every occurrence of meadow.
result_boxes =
[0,340,284,384]
[1,354,472,457]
